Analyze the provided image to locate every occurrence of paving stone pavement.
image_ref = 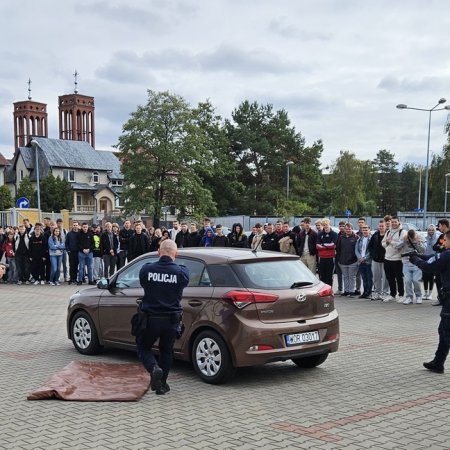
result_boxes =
[0,281,449,449]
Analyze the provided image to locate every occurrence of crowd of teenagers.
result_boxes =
[242,215,447,306]
[0,216,447,306]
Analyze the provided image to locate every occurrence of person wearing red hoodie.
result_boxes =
[316,219,338,288]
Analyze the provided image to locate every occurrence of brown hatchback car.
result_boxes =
[67,248,339,384]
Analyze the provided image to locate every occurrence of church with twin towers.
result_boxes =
[3,73,123,223]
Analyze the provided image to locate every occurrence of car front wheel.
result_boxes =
[71,312,102,355]
[291,353,329,368]
[192,330,235,384]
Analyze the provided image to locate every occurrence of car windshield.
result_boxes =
[232,259,318,289]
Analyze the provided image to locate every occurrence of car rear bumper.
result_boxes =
[229,309,339,367]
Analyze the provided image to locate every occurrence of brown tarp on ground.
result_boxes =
[27,361,150,401]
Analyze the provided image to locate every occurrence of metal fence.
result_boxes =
[211,213,449,232]
[0,209,60,227]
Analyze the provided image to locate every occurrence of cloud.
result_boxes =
[95,51,157,84]
[268,17,331,41]
[95,45,304,82]
[377,75,450,92]
[77,1,167,29]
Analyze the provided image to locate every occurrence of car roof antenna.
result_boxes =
[251,236,263,254]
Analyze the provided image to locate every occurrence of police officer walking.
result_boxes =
[410,229,450,373]
[137,239,189,395]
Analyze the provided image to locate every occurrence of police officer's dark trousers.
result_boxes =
[136,317,177,383]
[435,295,450,367]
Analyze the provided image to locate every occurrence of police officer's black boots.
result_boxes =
[156,373,170,395]
[150,366,163,391]
[423,361,444,373]
[156,382,170,395]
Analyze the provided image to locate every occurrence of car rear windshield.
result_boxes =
[231,259,318,289]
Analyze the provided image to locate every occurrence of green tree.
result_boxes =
[399,163,421,212]
[360,160,379,213]
[191,101,244,215]
[373,149,400,215]
[116,90,217,226]
[428,133,450,211]
[16,176,35,207]
[327,150,365,215]
[225,100,323,214]
[39,174,73,212]
[0,185,13,210]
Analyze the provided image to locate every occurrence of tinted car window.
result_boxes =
[175,258,210,287]
[232,259,318,289]
[115,257,157,289]
[208,264,242,287]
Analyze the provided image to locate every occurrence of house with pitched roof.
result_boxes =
[5,87,123,223]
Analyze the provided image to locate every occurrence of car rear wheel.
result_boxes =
[192,330,235,384]
[71,312,102,355]
[291,353,329,368]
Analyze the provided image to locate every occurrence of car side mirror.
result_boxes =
[97,278,109,289]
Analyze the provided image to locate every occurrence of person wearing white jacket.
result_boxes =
[382,216,406,302]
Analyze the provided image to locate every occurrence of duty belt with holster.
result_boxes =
[131,309,184,338]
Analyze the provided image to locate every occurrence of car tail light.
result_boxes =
[223,290,279,309]
[248,345,274,351]
[327,333,339,341]
[318,285,333,297]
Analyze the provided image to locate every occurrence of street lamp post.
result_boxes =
[286,161,294,200]
[417,165,422,210]
[396,99,450,229]
[30,139,41,222]
[445,173,450,214]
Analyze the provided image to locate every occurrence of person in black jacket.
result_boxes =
[175,222,190,248]
[65,222,80,284]
[28,223,47,285]
[186,223,201,247]
[227,223,248,248]
[128,223,151,261]
[212,225,229,247]
[117,220,133,269]
[261,223,280,252]
[76,222,95,285]
[101,222,119,278]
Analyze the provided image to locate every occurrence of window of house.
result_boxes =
[19,169,24,182]
[92,171,99,184]
[63,169,75,182]
[111,179,123,186]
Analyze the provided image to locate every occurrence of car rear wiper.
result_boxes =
[290,281,314,289]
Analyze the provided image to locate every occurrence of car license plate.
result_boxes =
[284,331,320,346]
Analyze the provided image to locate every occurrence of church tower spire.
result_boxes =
[13,78,48,149]
[58,70,95,148]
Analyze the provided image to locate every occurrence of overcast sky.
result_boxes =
[1,0,450,169]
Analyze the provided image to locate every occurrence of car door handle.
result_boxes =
[188,300,203,307]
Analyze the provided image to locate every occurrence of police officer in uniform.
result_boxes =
[137,239,189,395]
[410,229,450,373]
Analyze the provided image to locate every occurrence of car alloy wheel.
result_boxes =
[71,312,102,355]
[192,330,235,384]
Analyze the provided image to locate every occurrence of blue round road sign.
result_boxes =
[16,197,30,208]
